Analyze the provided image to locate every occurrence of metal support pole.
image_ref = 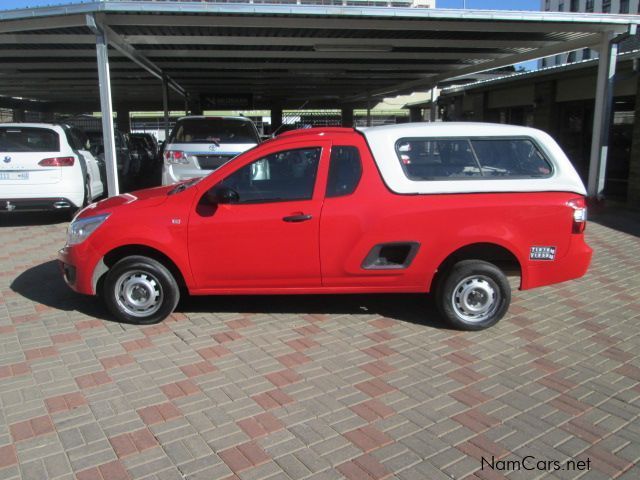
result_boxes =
[341,107,354,128]
[587,32,618,199]
[162,74,170,142]
[95,30,119,197]
[366,95,372,127]
[430,87,439,122]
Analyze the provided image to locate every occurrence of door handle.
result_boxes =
[283,214,313,223]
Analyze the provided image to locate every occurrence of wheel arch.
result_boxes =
[93,244,188,295]
[429,242,523,292]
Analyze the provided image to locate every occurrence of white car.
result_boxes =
[0,123,104,214]
[162,116,260,185]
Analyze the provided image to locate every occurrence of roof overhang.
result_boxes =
[0,1,638,111]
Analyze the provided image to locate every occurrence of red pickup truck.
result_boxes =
[59,123,592,330]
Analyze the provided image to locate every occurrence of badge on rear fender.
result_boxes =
[530,246,556,260]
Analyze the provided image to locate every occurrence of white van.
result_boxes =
[162,116,260,185]
[0,123,104,214]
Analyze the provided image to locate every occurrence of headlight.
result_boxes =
[67,213,110,246]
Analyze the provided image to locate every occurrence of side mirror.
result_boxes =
[207,186,239,205]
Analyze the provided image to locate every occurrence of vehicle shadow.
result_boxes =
[11,260,112,320]
[181,292,448,330]
[0,211,69,227]
[12,260,450,329]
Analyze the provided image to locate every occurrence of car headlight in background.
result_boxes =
[67,213,110,246]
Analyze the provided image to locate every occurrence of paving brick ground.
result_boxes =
[0,211,639,480]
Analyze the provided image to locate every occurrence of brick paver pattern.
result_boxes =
[0,215,639,480]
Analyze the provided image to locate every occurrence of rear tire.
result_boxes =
[103,255,180,324]
[435,259,511,331]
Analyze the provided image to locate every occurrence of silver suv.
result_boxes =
[162,116,260,185]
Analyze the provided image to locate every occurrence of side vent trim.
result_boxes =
[361,242,420,270]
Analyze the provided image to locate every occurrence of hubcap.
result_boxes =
[451,275,500,324]
[114,270,163,318]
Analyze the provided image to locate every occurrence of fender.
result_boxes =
[422,233,527,292]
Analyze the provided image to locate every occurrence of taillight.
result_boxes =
[567,198,587,234]
[38,156,75,167]
[164,150,189,165]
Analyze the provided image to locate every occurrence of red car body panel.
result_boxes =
[59,128,592,298]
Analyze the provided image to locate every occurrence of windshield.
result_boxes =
[169,118,259,145]
[0,127,60,152]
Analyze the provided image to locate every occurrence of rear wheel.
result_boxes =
[435,260,511,330]
[103,255,180,324]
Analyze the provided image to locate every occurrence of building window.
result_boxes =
[582,48,591,60]
[620,0,629,14]
[570,0,579,12]
[586,0,594,12]
[559,1,565,11]
[602,0,611,13]
[544,0,550,11]
[568,51,576,63]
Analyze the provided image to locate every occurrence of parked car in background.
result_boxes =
[162,116,260,185]
[130,133,159,164]
[84,128,137,189]
[60,123,592,330]
[128,135,155,175]
[0,123,104,214]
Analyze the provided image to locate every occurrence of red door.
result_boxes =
[188,141,330,290]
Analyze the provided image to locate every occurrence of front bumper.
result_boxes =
[58,243,101,295]
[1,197,78,212]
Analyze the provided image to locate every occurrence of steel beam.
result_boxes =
[162,74,170,142]
[347,33,604,101]
[0,61,453,72]
[0,14,85,34]
[0,48,508,61]
[89,14,186,99]
[121,34,553,50]
[104,13,630,34]
[0,33,552,50]
[95,29,119,197]
[587,32,618,199]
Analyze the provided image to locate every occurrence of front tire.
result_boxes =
[435,260,511,331]
[103,255,180,324]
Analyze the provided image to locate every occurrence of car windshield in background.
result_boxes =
[0,127,60,152]
[170,119,258,144]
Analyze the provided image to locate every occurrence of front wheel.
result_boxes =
[103,255,180,324]
[435,260,511,331]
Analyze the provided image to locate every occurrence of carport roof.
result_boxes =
[0,1,638,111]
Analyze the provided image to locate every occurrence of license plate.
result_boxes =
[0,171,29,180]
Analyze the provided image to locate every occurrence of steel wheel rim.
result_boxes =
[114,270,163,318]
[451,275,500,324]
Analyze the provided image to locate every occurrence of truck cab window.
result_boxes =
[326,146,362,197]
[218,147,321,203]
